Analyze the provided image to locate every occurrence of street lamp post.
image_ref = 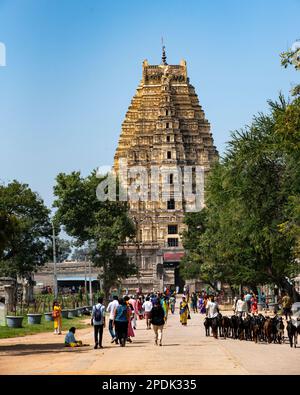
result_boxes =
[52,221,58,299]
[89,258,92,305]
[84,255,87,294]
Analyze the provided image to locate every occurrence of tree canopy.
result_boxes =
[181,95,300,300]
[53,171,137,299]
[0,181,51,278]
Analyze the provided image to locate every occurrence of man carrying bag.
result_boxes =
[91,297,106,349]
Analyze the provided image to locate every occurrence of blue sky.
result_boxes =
[0,0,299,207]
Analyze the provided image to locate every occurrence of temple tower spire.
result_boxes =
[161,37,167,65]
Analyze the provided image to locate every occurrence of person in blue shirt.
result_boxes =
[244,292,252,312]
[64,327,83,347]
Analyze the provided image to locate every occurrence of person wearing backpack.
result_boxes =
[91,297,106,349]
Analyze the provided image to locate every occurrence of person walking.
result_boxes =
[235,294,248,318]
[106,295,119,344]
[161,295,169,323]
[137,296,144,320]
[124,296,135,343]
[169,294,176,314]
[250,294,258,314]
[151,300,165,346]
[191,292,198,313]
[142,297,153,329]
[260,292,267,309]
[92,297,106,349]
[244,291,252,313]
[281,292,293,320]
[206,295,219,339]
[198,295,206,314]
[179,296,190,326]
[52,300,62,335]
[114,298,129,347]
[129,295,138,329]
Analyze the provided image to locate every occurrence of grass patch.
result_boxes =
[0,316,89,339]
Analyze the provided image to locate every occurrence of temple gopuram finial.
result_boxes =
[161,37,167,65]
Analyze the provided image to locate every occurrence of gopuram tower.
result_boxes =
[114,47,218,293]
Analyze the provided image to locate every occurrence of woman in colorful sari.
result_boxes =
[52,300,62,335]
[179,296,190,326]
[124,296,135,343]
[198,296,206,314]
[161,296,169,323]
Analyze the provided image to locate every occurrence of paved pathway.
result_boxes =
[0,309,299,375]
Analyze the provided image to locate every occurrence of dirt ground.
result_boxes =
[0,307,299,375]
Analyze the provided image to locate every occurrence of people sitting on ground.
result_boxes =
[64,327,87,347]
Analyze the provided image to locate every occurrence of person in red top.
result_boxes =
[251,294,258,314]
[136,296,144,320]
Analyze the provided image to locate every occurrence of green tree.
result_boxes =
[280,40,300,96]
[53,171,137,301]
[0,212,19,255]
[182,97,300,300]
[45,237,72,263]
[0,181,51,278]
[71,247,91,261]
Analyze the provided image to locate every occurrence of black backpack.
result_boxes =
[94,305,102,321]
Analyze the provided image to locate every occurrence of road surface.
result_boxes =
[0,308,299,375]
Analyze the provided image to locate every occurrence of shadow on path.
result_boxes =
[0,343,90,356]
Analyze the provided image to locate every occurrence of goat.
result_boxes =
[221,316,231,339]
[204,317,212,336]
[287,318,300,348]
[263,316,272,343]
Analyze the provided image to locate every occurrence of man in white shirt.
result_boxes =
[206,296,219,319]
[235,294,248,318]
[206,295,219,339]
[106,295,119,344]
[142,297,153,329]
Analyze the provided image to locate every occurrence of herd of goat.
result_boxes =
[203,313,300,348]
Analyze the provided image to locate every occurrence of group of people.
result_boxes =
[52,291,213,348]
[180,291,216,315]
[52,289,295,349]
[53,292,175,348]
[234,293,259,316]
[92,293,171,347]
